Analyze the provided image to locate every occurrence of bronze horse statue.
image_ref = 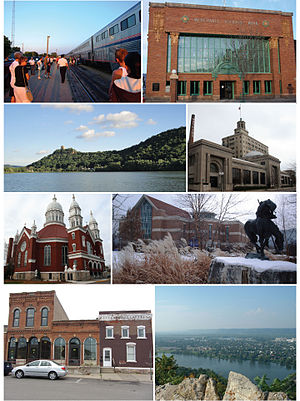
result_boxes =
[244,199,284,260]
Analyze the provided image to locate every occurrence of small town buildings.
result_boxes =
[118,194,248,249]
[5,195,106,281]
[188,114,294,191]
[4,291,153,373]
[146,2,296,102]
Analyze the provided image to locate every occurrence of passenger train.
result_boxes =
[67,2,141,71]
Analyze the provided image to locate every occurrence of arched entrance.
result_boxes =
[69,338,81,366]
[40,336,51,359]
[27,337,39,362]
[210,163,220,189]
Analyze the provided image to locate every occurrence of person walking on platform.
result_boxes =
[29,57,36,75]
[9,51,23,103]
[14,56,32,103]
[44,57,51,78]
[37,57,43,79]
[57,54,69,83]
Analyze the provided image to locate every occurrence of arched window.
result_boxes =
[13,309,20,327]
[44,245,51,266]
[210,163,219,173]
[40,336,51,359]
[8,337,17,361]
[72,243,76,252]
[62,245,68,266]
[28,337,39,360]
[24,250,28,266]
[16,337,27,359]
[26,308,35,327]
[41,307,48,326]
[17,252,21,266]
[69,338,81,366]
[54,338,66,360]
[84,337,97,361]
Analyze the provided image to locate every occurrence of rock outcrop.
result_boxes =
[155,371,290,400]
[223,371,264,400]
[207,257,296,284]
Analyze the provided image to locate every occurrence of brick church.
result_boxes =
[5,195,106,281]
[4,291,153,372]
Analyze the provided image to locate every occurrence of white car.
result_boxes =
[11,360,68,380]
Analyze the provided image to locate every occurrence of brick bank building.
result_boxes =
[146,2,296,101]
[4,291,153,372]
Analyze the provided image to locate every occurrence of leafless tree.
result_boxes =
[275,194,297,253]
[112,194,134,248]
[212,194,250,245]
[177,194,216,249]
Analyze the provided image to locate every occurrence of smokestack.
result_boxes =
[189,114,195,144]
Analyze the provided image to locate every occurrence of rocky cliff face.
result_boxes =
[155,371,289,401]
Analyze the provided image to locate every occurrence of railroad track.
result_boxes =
[68,66,110,102]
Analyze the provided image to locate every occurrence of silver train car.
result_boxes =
[67,2,141,71]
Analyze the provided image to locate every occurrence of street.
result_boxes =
[4,375,153,400]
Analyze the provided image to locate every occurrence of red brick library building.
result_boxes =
[146,2,296,101]
[4,291,153,373]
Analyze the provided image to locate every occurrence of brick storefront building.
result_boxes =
[5,195,106,281]
[119,195,248,249]
[146,2,296,101]
[4,291,153,373]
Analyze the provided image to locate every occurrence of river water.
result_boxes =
[4,171,186,192]
[156,352,295,382]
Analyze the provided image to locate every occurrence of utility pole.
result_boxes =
[46,35,50,58]
[11,0,15,47]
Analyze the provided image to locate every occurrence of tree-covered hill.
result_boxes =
[5,127,186,173]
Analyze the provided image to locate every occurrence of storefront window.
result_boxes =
[54,338,66,360]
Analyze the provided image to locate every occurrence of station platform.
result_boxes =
[28,64,73,102]
[5,64,73,103]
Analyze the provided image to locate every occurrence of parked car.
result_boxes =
[11,360,68,380]
[4,361,13,376]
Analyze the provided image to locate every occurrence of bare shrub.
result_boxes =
[113,234,212,284]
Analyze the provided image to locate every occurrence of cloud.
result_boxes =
[75,125,89,131]
[76,130,115,140]
[92,114,106,124]
[42,105,94,113]
[245,307,263,316]
[36,150,49,155]
[147,118,157,125]
[106,111,140,128]
[64,120,73,125]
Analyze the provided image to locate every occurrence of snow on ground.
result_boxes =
[215,257,296,272]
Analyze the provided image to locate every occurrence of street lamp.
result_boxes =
[46,35,50,58]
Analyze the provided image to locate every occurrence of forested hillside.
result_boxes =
[5,127,186,173]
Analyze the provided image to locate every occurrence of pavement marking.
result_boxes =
[75,379,82,383]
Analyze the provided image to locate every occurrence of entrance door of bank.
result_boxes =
[220,81,234,99]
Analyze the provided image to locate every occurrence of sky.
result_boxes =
[4,104,186,166]
[142,0,296,72]
[156,286,296,332]
[4,193,112,265]
[113,193,296,228]
[4,1,138,54]
[188,103,296,170]
[1,285,154,322]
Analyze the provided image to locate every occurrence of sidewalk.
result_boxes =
[27,64,73,102]
[69,372,153,382]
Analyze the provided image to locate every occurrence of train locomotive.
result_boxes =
[67,2,141,71]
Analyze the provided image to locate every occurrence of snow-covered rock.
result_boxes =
[208,257,296,284]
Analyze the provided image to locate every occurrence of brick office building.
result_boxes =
[5,291,153,373]
[119,195,248,248]
[5,195,106,281]
[146,2,296,101]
